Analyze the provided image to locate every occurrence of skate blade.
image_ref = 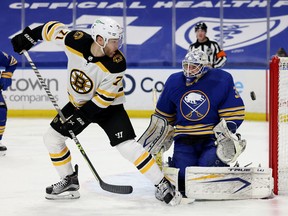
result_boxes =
[45,191,80,200]
[0,151,6,156]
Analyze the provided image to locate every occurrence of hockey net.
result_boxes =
[269,56,288,195]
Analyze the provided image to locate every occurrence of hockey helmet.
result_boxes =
[91,17,124,49]
[195,22,207,32]
[182,49,209,79]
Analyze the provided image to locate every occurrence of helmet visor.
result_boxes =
[182,61,203,78]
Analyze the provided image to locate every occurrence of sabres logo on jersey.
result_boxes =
[70,69,93,94]
[180,90,210,121]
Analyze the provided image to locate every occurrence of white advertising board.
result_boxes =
[3,68,266,118]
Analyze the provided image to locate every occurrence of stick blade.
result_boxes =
[100,181,133,194]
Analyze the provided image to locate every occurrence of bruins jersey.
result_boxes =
[39,21,126,108]
[155,69,245,139]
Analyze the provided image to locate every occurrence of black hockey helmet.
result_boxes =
[195,22,207,32]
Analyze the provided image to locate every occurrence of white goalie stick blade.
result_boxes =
[180,198,195,205]
[45,191,80,200]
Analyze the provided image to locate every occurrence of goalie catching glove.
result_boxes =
[213,119,246,164]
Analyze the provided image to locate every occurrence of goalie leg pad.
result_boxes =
[163,167,180,191]
[185,166,274,200]
[138,114,174,154]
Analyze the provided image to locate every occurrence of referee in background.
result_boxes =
[188,22,227,68]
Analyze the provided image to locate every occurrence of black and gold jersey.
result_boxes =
[40,21,126,108]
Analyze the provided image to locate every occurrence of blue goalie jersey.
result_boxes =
[155,68,245,139]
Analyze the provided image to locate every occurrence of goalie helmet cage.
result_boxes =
[269,56,288,195]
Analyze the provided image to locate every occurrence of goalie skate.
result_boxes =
[0,143,7,156]
[45,164,80,200]
[155,177,182,206]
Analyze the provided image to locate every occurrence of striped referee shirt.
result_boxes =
[188,37,227,68]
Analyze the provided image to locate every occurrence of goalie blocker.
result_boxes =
[138,114,174,155]
[164,166,273,200]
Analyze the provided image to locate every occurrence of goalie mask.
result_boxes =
[91,17,124,50]
[182,50,209,81]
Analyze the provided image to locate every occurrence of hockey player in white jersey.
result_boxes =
[11,17,181,205]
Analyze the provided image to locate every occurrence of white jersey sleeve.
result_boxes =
[41,21,70,47]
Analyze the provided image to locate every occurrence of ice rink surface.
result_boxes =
[1,118,288,216]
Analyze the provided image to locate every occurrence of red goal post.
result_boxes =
[269,55,288,195]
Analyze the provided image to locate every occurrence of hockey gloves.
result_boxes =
[11,27,38,54]
[213,119,246,164]
[0,72,12,91]
[51,101,103,138]
[60,109,91,139]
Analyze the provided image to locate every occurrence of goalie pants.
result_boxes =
[169,136,227,193]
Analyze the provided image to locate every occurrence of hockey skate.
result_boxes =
[155,177,182,206]
[46,164,80,200]
[0,142,7,156]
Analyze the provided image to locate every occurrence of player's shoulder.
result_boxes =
[207,68,233,81]
[189,41,200,48]
[207,38,221,46]
[166,71,184,85]
[0,51,16,66]
[167,71,183,80]
[98,50,126,74]
[65,30,93,53]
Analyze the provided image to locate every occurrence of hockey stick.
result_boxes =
[22,50,133,194]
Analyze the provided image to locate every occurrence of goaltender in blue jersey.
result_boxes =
[155,49,245,194]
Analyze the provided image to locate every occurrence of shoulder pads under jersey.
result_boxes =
[98,50,126,74]
[65,30,94,55]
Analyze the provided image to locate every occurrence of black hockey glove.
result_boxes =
[11,27,38,54]
[60,109,91,139]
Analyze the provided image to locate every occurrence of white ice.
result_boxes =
[1,118,288,216]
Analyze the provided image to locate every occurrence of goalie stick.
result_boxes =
[23,50,133,194]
